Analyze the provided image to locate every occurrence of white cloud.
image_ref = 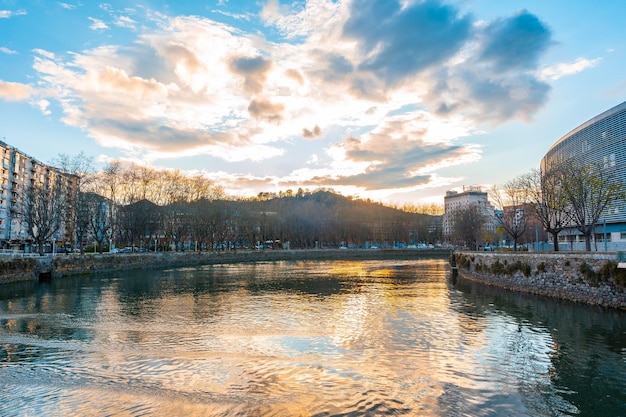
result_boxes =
[37,99,51,115]
[58,2,77,10]
[0,81,33,100]
[538,57,601,81]
[0,9,26,18]
[0,47,17,54]
[115,15,136,29]
[88,17,109,30]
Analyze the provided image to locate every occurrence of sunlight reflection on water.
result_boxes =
[1,259,625,416]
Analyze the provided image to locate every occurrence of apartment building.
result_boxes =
[0,140,78,250]
[443,185,495,242]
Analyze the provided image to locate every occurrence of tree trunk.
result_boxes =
[551,231,560,251]
[585,234,592,251]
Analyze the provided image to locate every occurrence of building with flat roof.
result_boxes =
[443,185,495,245]
[541,101,626,251]
[0,140,78,251]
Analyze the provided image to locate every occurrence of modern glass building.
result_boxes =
[541,101,626,251]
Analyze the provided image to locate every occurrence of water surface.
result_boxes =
[1,259,625,416]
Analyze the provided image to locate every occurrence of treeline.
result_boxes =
[112,190,441,252]
[15,155,442,254]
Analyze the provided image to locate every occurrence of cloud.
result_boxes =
[303,125,322,138]
[229,55,273,94]
[478,10,552,72]
[0,9,27,18]
[282,111,480,191]
[115,15,136,29]
[538,57,601,80]
[58,3,77,10]
[25,2,556,196]
[88,17,109,30]
[260,0,340,39]
[248,97,284,123]
[0,81,34,100]
[37,99,51,115]
[284,68,304,85]
[417,9,553,124]
[0,47,17,54]
[343,0,472,85]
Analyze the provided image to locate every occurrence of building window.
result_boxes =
[603,153,616,169]
[582,139,590,153]
[621,232,626,240]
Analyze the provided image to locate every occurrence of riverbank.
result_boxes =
[452,251,626,310]
[0,248,450,284]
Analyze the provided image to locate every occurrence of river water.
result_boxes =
[0,258,625,416]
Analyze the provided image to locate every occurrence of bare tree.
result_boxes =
[84,192,111,253]
[14,173,70,255]
[451,206,486,250]
[523,167,570,251]
[561,160,625,251]
[90,161,123,249]
[491,178,528,251]
[51,152,94,251]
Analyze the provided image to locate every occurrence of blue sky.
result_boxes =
[1,0,624,205]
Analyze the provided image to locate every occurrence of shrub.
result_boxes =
[579,262,597,285]
[598,260,626,289]
[504,260,520,275]
[457,254,471,269]
[490,259,504,275]
[537,261,546,273]
[522,263,532,277]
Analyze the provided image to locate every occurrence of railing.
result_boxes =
[0,249,58,258]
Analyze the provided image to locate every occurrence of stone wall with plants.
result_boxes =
[451,251,626,309]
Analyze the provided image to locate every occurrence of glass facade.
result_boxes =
[542,101,626,249]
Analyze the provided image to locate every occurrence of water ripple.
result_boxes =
[1,259,624,416]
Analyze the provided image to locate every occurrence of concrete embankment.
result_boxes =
[0,249,449,284]
[452,251,626,310]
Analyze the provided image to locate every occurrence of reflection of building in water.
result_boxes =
[542,101,626,251]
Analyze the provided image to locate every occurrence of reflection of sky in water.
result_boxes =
[0,259,625,416]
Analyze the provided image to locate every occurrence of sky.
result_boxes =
[1,0,625,205]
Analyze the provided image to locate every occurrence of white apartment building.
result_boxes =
[443,185,495,240]
[1,140,77,249]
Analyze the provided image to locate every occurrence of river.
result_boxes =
[1,258,625,416]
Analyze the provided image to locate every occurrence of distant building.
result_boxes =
[541,101,626,251]
[443,185,495,242]
[0,140,78,250]
[499,203,547,249]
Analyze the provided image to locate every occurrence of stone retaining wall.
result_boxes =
[452,251,626,310]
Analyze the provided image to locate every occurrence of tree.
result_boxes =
[523,167,570,251]
[561,160,626,251]
[85,193,112,253]
[491,179,528,251]
[51,152,94,251]
[451,206,486,250]
[14,172,70,255]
